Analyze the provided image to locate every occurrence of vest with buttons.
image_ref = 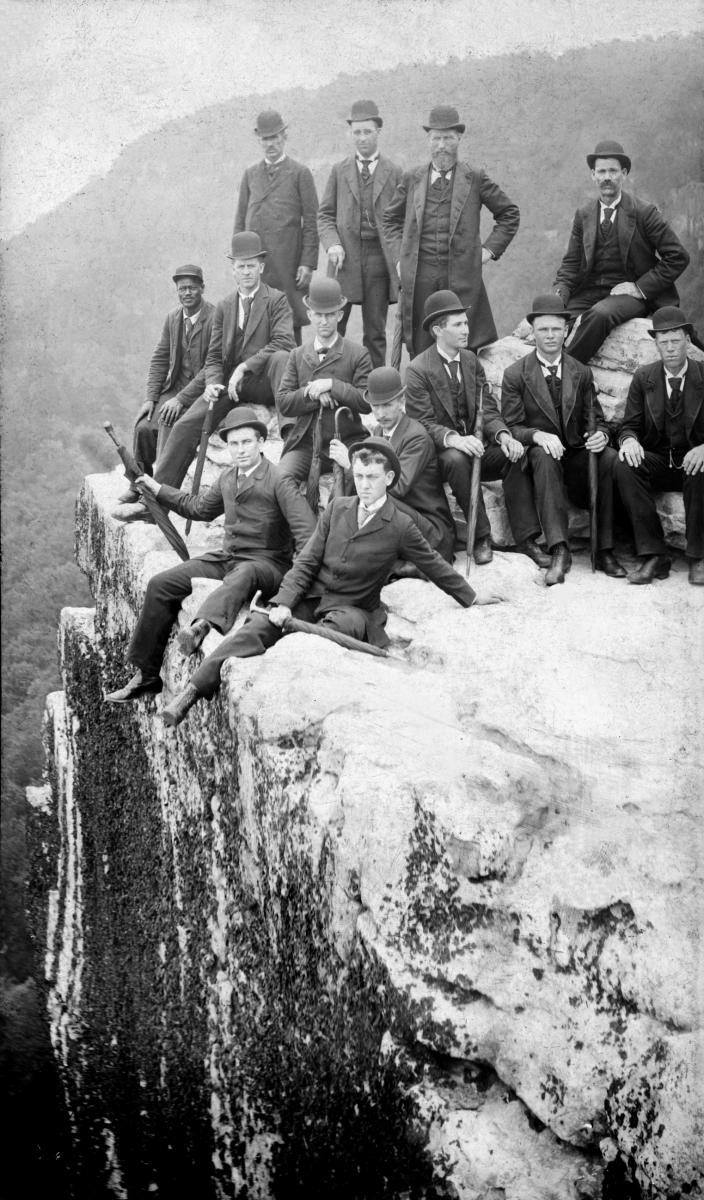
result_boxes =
[419,173,452,262]
[358,169,379,242]
[589,212,624,288]
[171,318,198,393]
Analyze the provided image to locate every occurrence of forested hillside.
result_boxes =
[2,32,703,974]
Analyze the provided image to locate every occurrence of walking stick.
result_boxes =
[587,388,599,573]
[306,407,325,513]
[249,592,389,658]
[465,384,485,576]
[185,394,217,536]
[331,405,352,500]
[104,423,189,560]
[390,289,403,372]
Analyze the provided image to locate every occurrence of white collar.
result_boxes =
[436,347,461,365]
[600,196,622,217]
[358,494,386,517]
[238,287,258,301]
[265,154,286,166]
[238,458,261,479]
[430,164,454,182]
[536,352,562,376]
[313,335,338,353]
[665,361,688,382]
[184,307,202,324]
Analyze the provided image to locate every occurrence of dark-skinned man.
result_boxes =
[405,290,548,569]
[234,109,319,346]
[553,139,690,365]
[105,408,316,703]
[161,439,506,726]
[276,276,372,508]
[382,104,519,357]
[614,307,704,586]
[501,295,625,585]
[118,265,215,503]
[318,99,402,368]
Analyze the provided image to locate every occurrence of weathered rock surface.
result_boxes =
[30,438,704,1198]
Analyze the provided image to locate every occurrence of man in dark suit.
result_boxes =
[132,232,295,498]
[405,290,547,568]
[382,104,519,357]
[276,276,372,506]
[234,109,319,345]
[318,100,402,368]
[501,295,625,585]
[614,307,704,586]
[553,139,690,365]
[119,265,215,502]
[161,438,505,725]
[104,408,316,703]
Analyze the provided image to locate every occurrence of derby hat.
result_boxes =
[647,306,694,338]
[423,104,465,134]
[254,109,287,137]
[303,276,347,312]
[227,231,267,261]
[347,99,382,127]
[218,407,268,442]
[172,264,204,284]
[421,289,469,330]
[586,139,631,172]
[364,366,405,406]
[526,294,572,324]
[348,436,401,487]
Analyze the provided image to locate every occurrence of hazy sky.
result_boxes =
[2,0,703,239]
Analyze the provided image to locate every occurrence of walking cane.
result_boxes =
[185,393,218,536]
[465,384,485,576]
[390,289,404,372]
[249,591,390,658]
[331,405,352,500]
[587,388,599,573]
[104,422,189,560]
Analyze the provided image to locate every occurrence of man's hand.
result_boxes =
[268,604,292,628]
[295,265,313,289]
[448,432,484,458]
[204,383,225,403]
[328,439,350,469]
[305,378,335,403]
[610,282,642,299]
[158,398,185,427]
[533,431,565,460]
[498,432,524,463]
[135,474,160,496]
[683,444,704,475]
[481,247,495,266]
[584,429,609,453]
[228,363,249,400]
[327,245,345,271]
[135,402,155,424]
[619,437,645,468]
[472,589,508,606]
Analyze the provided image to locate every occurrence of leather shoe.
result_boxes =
[178,619,212,656]
[629,554,671,585]
[545,543,571,586]
[162,684,201,727]
[473,536,493,565]
[112,504,155,525]
[117,485,140,503]
[688,559,704,586]
[517,538,551,569]
[105,670,162,703]
[595,550,627,578]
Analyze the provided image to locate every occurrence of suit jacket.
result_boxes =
[382,162,520,350]
[553,190,689,308]
[375,414,455,555]
[618,356,704,450]
[146,301,216,410]
[271,495,475,640]
[157,458,316,567]
[405,345,508,452]
[317,155,403,303]
[277,337,372,455]
[501,350,608,448]
[204,284,295,389]
[234,157,319,326]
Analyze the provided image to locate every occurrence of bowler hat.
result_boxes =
[347,99,382,127]
[172,264,204,284]
[254,109,287,137]
[421,289,469,331]
[348,436,401,487]
[227,231,267,261]
[303,276,347,312]
[586,139,631,172]
[423,105,465,134]
[647,306,694,338]
[526,294,572,324]
[364,366,405,406]
[218,407,268,442]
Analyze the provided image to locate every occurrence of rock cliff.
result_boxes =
[29,323,704,1198]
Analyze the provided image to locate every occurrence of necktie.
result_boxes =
[667,377,683,416]
[318,347,329,363]
[267,163,278,181]
[184,317,193,344]
[545,364,559,403]
[358,159,371,183]
[357,504,372,529]
[240,296,252,330]
[600,206,614,239]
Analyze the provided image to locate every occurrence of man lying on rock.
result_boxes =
[160,439,505,726]
[104,408,316,704]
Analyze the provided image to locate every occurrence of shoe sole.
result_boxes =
[105,683,162,703]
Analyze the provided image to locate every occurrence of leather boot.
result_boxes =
[118,485,140,504]
[545,543,571,586]
[629,555,671,585]
[517,538,551,569]
[162,684,202,727]
[105,669,162,703]
[688,559,704,586]
[595,550,627,578]
[112,502,154,524]
[178,619,212,656]
[473,535,493,565]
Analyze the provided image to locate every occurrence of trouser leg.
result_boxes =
[411,258,448,357]
[337,302,353,338]
[526,446,570,550]
[613,452,671,556]
[480,445,542,545]
[133,392,179,475]
[438,447,490,540]
[196,559,284,634]
[277,446,313,485]
[153,391,231,488]
[683,471,704,559]
[127,559,229,676]
[562,446,617,550]
[189,612,285,699]
[566,292,648,364]
[360,242,390,368]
